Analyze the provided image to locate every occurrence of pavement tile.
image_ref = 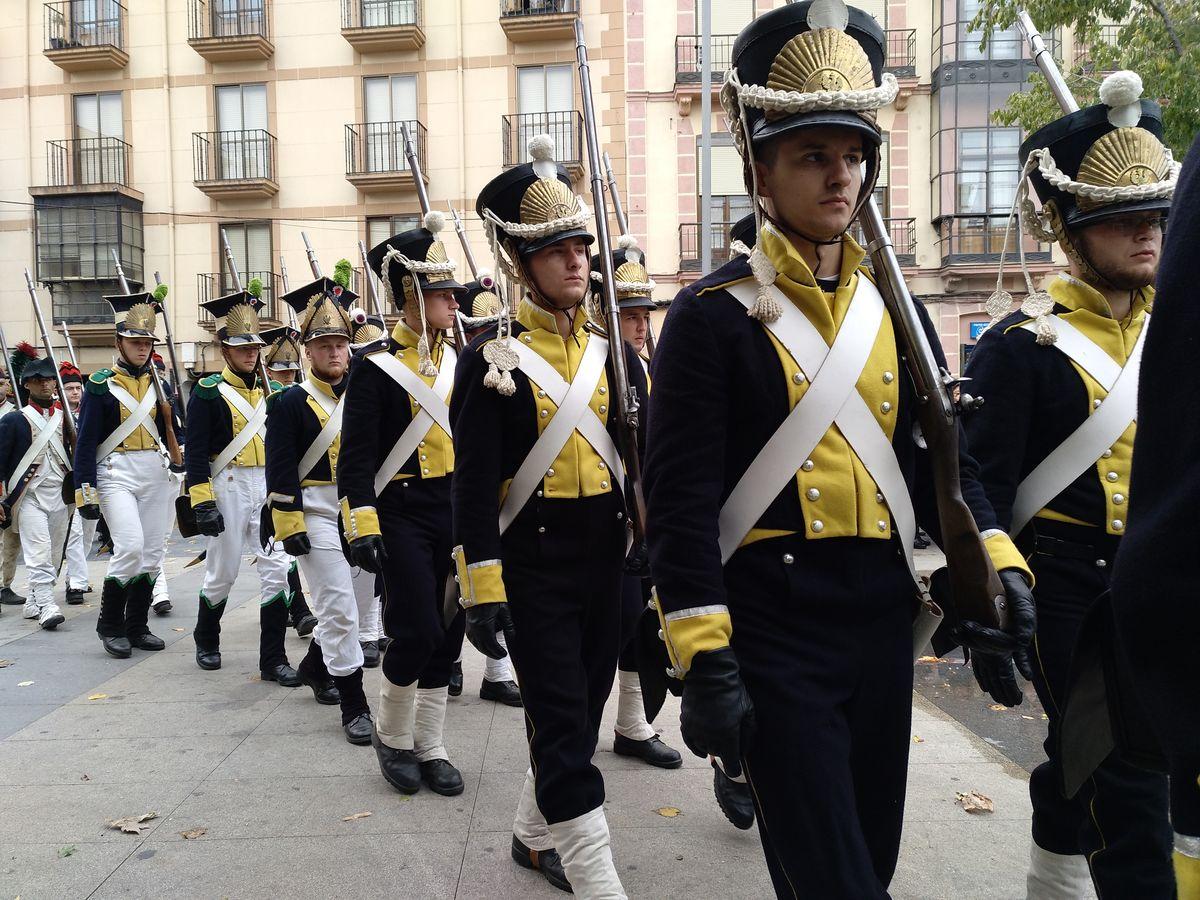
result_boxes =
[0,841,137,900]
[0,781,197,844]
[894,817,1032,900]
[0,735,242,787]
[5,697,282,741]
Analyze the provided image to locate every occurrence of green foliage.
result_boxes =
[333,258,353,291]
[970,0,1199,156]
[153,283,169,301]
[247,277,263,299]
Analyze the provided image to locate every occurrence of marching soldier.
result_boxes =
[74,295,176,657]
[266,276,375,744]
[0,356,71,630]
[964,71,1176,895]
[186,291,299,687]
[0,353,31,609]
[338,212,467,797]
[60,361,94,607]
[262,325,320,639]
[451,136,648,895]
[591,239,682,770]
[642,4,1035,895]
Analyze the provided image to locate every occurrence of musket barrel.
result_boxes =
[448,204,480,279]
[220,229,245,292]
[359,240,386,318]
[602,152,629,235]
[1017,11,1080,114]
[24,269,78,446]
[152,270,189,422]
[400,122,432,215]
[301,233,323,279]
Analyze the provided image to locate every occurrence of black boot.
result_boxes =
[96,577,131,659]
[361,639,380,669]
[66,588,85,605]
[480,679,523,707]
[125,576,165,652]
[448,659,463,697]
[0,586,25,606]
[332,668,373,745]
[194,592,226,670]
[296,640,340,705]
[511,835,571,893]
[287,564,317,637]
[259,591,299,685]
[613,733,683,769]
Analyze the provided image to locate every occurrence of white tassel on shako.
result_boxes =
[480,217,520,396]
[413,210,446,377]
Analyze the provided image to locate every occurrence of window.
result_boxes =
[211,0,266,38]
[517,65,575,162]
[360,0,417,27]
[215,83,268,179]
[956,128,1019,215]
[69,0,122,45]
[368,215,421,248]
[362,75,417,172]
[219,222,272,293]
[73,91,123,184]
[957,0,1019,60]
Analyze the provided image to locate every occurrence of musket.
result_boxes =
[278,253,306,383]
[1017,11,1080,114]
[358,240,385,319]
[447,203,481,280]
[602,150,657,358]
[574,19,647,543]
[59,318,78,368]
[24,269,78,506]
[400,121,469,348]
[300,232,324,279]
[112,253,184,471]
[220,228,277,397]
[150,270,188,423]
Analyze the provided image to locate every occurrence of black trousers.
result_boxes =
[730,535,914,899]
[504,493,625,825]
[617,573,646,672]
[1027,524,1174,896]
[377,477,465,689]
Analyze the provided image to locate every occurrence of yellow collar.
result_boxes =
[221,366,258,390]
[1050,273,1153,320]
[516,296,587,337]
[759,223,866,290]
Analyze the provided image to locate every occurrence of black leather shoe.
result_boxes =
[298,669,340,705]
[511,835,572,893]
[613,733,683,769]
[101,635,132,659]
[293,614,317,637]
[372,726,421,794]
[195,646,221,670]
[343,712,373,746]
[129,632,166,652]
[261,664,301,687]
[0,587,25,606]
[480,679,523,707]
[378,635,392,653]
[152,599,172,616]
[66,588,85,606]
[361,640,380,669]
[420,758,464,796]
[713,763,755,830]
[448,660,463,697]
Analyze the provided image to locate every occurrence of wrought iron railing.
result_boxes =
[188,0,269,41]
[193,129,277,183]
[44,0,126,52]
[850,217,917,263]
[933,27,1061,69]
[45,137,131,187]
[500,0,578,18]
[885,29,917,75]
[345,120,426,178]
[675,33,737,83]
[935,214,1052,264]
[197,270,279,324]
[679,222,734,271]
[502,111,583,169]
[341,0,420,28]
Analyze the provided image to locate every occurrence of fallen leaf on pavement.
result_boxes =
[173,628,185,633]
[917,655,940,663]
[955,791,994,814]
[87,693,107,701]
[912,735,924,744]
[107,812,158,835]
[0,659,12,668]
[654,807,682,818]
[80,774,90,781]
[1021,715,1034,720]
[179,827,207,840]
[17,681,33,687]
[59,845,76,858]
[341,811,372,822]
[988,704,1006,711]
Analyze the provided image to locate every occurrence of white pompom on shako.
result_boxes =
[476,267,495,290]
[350,307,368,326]
[1100,70,1145,128]
[423,209,447,234]
[617,233,643,266]
[528,134,559,180]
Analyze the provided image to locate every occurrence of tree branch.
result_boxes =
[1144,0,1184,56]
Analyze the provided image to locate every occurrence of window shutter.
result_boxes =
[391,75,418,122]
[216,85,241,132]
[699,144,746,197]
[246,223,272,275]
[364,77,389,123]
[99,92,122,139]
[517,68,545,115]
[242,84,268,131]
[711,0,753,34]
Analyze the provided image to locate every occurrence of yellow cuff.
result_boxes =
[75,483,100,506]
[984,531,1034,587]
[340,497,381,541]
[189,481,214,506]
[453,545,507,606]
[1175,848,1200,900]
[272,508,307,542]
[653,593,732,676]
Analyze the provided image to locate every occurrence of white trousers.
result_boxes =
[1,518,21,589]
[65,514,99,591]
[18,473,70,610]
[200,466,288,605]
[153,471,184,604]
[484,632,515,682]
[359,591,381,642]
[97,450,174,583]
[295,485,370,676]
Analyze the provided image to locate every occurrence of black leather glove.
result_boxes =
[680,647,756,778]
[79,503,102,521]
[957,570,1037,707]
[623,539,650,578]
[282,532,311,557]
[465,603,514,660]
[193,500,225,537]
[348,534,387,574]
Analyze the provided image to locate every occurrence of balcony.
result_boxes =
[679,222,734,273]
[674,33,736,97]
[197,271,281,326]
[884,29,916,77]
[933,27,1061,85]
[193,130,278,199]
[849,217,917,267]
[43,1,128,72]
[499,0,579,43]
[502,111,583,180]
[935,214,1052,268]
[187,0,273,62]
[29,137,141,203]
[341,0,424,52]
[345,120,428,193]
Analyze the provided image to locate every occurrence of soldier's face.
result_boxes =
[305,335,350,382]
[422,289,461,332]
[619,308,650,351]
[25,376,56,406]
[526,237,591,309]
[118,337,154,368]
[273,369,297,385]
[224,344,261,375]
[63,382,82,410]
[754,127,865,243]
[1075,212,1164,291]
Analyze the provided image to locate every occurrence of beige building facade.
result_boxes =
[1,0,1092,380]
